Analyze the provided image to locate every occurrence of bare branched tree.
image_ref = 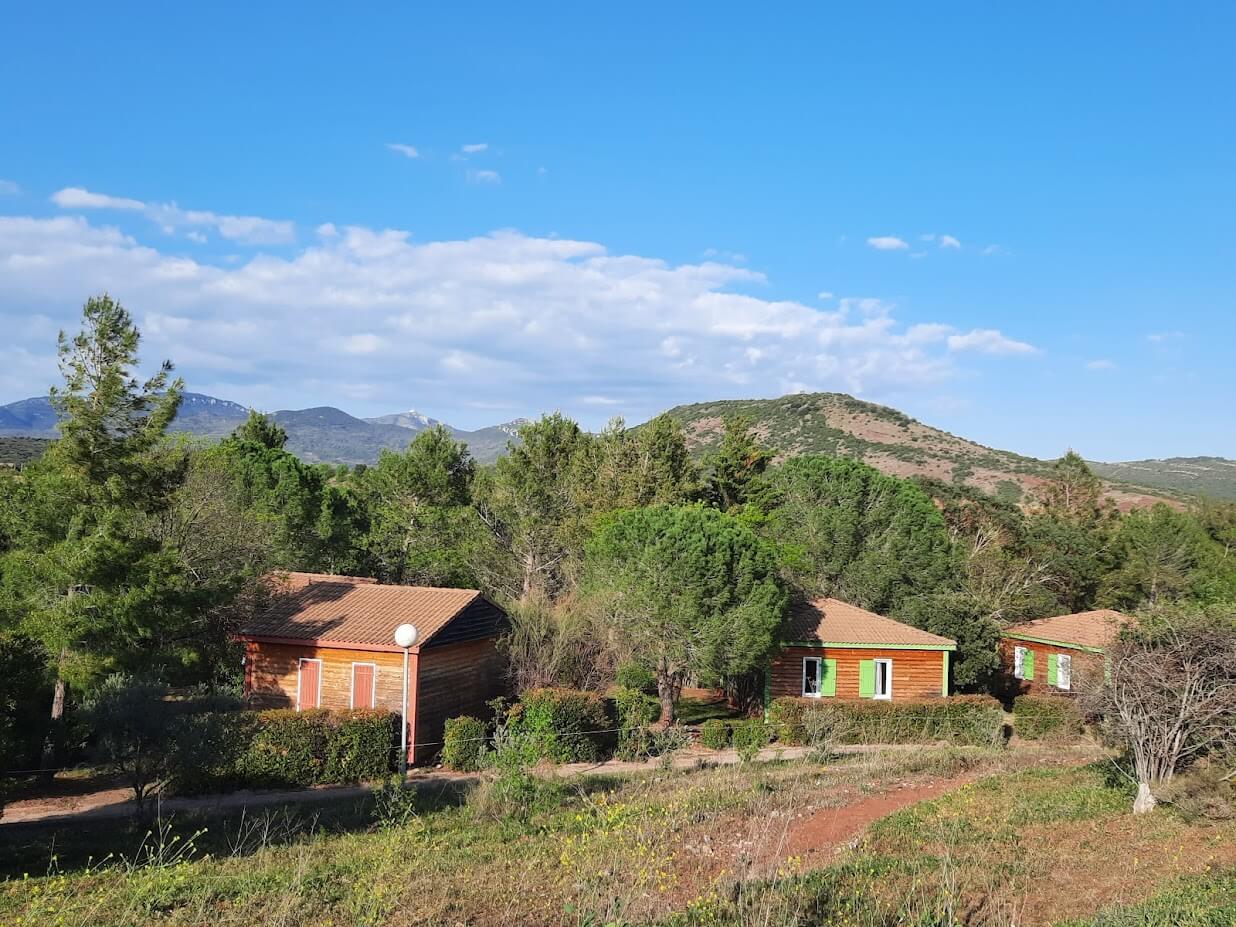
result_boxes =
[1083,607,1236,813]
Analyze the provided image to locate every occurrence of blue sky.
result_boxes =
[1,3,1232,459]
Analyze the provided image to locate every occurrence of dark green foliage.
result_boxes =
[85,675,182,809]
[896,593,1002,690]
[505,687,611,763]
[702,416,773,511]
[613,686,660,759]
[442,715,488,771]
[768,695,1005,747]
[731,718,770,761]
[358,426,479,587]
[699,718,731,750]
[171,708,394,793]
[757,456,956,615]
[1013,694,1085,741]
[583,504,787,723]
[1100,503,1234,607]
[614,662,656,692]
[0,635,52,769]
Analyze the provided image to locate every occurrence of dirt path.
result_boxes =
[3,743,932,827]
[781,773,972,865]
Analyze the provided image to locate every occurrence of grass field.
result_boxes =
[2,748,1233,927]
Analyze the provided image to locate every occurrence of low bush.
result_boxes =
[699,718,730,750]
[506,687,611,764]
[731,719,770,762]
[614,662,656,693]
[1158,760,1236,822]
[613,686,661,760]
[171,708,395,793]
[1013,694,1085,741]
[441,715,488,772]
[768,695,1005,747]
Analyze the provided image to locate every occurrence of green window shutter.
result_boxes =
[858,659,876,698]
[1047,653,1058,687]
[822,658,837,697]
[1023,649,1035,681]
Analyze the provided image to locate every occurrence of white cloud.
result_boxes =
[51,187,294,245]
[461,143,488,154]
[938,235,961,249]
[386,143,420,158]
[467,169,501,185]
[866,236,909,251]
[185,231,208,244]
[1086,359,1116,370]
[817,291,834,300]
[980,244,1002,256]
[0,180,18,196]
[1147,331,1184,344]
[0,209,1037,425]
[946,329,1038,355]
[52,187,145,210]
[581,394,621,406]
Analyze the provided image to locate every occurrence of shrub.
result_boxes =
[699,718,731,750]
[614,662,656,693]
[613,686,661,760]
[1013,694,1085,741]
[732,719,770,762]
[172,708,395,793]
[767,697,808,745]
[442,715,488,771]
[1158,760,1236,822]
[506,687,610,764]
[767,695,1005,747]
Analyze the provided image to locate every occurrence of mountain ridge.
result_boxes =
[1,391,1233,502]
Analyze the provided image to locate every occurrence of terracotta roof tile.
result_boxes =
[1002,609,1130,650]
[785,598,956,648]
[240,572,484,648]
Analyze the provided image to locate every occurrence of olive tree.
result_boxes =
[1084,605,1236,813]
[582,504,787,723]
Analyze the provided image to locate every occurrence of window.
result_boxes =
[297,658,322,710]
[873,659,892,700]
[1013,646,1027,680]
[802,657,822,697]
[1056,653,1072,691]
[351,662,377,709]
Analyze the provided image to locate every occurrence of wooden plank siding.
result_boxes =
[243,636,509,764]
[998,637,1105,696]
[245,641,408,711]
[412,639,508,762]
[769,645,947,701]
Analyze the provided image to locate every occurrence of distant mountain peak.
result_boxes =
[364,408,444,430]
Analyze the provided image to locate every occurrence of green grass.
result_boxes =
[2,752,1232,927]
[1059,870,1236,926]
[675,695,744,725]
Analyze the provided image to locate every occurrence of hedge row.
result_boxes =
[505,687,612,763]
[768,695,1005,747]
[1012,694,1085,740]
[172,708,396,793]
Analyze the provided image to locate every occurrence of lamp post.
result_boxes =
[394,623,418,779]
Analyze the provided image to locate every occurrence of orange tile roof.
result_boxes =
[785,597,956,648]
[240,572,485,648]
[1002,609,1130,650]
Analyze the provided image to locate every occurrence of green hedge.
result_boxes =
[506,687,611,763]
[731,719,770,761]
[442,716,488,771]
[172,708,396,793]
[768,695,1005,747]
[1013,695,1084,741]
[699,718,731,750]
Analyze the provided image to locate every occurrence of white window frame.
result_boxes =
[1056,653,1072,691]
[873,658,893,700]
[802,656,823,698]
[350,661,378,709]
[1013,646,1028,680]
[296,657,322,710]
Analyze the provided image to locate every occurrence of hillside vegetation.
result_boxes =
[1090,456,1236,501]
[661,392,1179,509]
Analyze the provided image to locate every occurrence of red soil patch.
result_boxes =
[781,774,972,866]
